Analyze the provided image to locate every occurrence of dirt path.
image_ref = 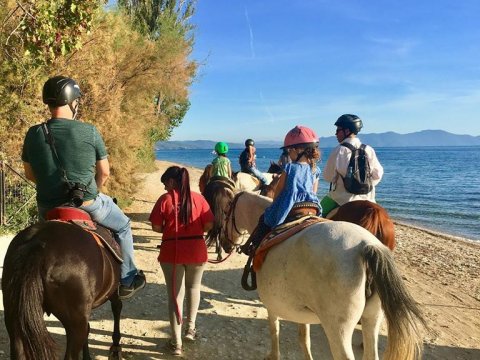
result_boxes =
[0,160,479,359]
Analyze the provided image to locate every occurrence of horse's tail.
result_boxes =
[363,245,427,360]
[360,205,396,250]
[3,226,57,359]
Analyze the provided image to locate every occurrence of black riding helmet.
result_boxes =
[245,139,255,147]
[334,114,363,134]
[43,76,82,107]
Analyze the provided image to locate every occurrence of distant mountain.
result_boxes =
[155,130,480,150]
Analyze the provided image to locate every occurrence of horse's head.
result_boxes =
[220,191,273,254]
[199,164,213,194]
[267,161,283,174]
[260,173,281,199]
[203,179,235,250]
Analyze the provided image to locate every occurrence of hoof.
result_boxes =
[108,345,122,360]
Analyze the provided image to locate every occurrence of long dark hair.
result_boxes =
[161,166,192,225]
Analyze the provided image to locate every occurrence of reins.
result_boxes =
[223,192,249,246]
[207,191,248,264]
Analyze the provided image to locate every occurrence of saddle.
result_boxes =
[208,175,236,189]
[253,215,329,272]
[46,207,123,263]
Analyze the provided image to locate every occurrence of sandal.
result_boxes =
[184,328,196,341]
[169,341,183,356]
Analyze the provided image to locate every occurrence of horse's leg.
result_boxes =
[215,237,222,261]
[265,312,280,360]
[360,293,383,360]
[298,324,313,360]
[4,312,25,359]
[62,311,91,360]
[82,323,91,360]
[321,318,357,360]
[109,295,123,360]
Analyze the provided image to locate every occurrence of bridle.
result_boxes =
[223,192,249,249]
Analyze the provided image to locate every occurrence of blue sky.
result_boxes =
[170,1,480,142]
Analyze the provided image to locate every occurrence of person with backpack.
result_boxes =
[320,114,384,218]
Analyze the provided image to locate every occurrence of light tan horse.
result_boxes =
[213,191,425,360]
[233,171,274,192]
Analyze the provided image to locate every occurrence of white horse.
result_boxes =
[215,191,425,360]
[234,172,274,192]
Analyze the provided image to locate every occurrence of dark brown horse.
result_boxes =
[2,221,123,360]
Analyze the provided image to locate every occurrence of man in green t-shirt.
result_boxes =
[22,76,145,300]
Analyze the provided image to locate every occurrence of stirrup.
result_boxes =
[241,255,257,291]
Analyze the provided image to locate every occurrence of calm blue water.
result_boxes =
[155,147,480,241]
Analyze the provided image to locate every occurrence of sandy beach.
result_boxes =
[0,159,479,359]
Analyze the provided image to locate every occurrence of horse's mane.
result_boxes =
[203,180,235,247]
[267,161,283,174]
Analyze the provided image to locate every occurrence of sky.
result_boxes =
[171,0,480,142]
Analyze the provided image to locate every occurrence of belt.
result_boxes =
[162,235,205,241]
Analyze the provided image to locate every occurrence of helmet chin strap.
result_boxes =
[295,149,306,162]
[69,102,79,120]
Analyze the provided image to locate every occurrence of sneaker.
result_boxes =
[119,270,146,300]
[169,341,183,356]
[184,328,196,342]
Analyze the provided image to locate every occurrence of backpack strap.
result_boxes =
[340,142,356,151]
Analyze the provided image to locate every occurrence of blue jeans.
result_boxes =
[248,166,268,184]
[80,193,138,286]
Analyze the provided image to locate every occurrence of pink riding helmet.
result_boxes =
[283,125,319,148]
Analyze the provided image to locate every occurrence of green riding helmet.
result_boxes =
[215,141,229,155]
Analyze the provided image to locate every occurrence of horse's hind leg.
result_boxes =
[4,312,25,358]
[298,324,313,360]
[265,311,280,360]
[62,312,90,360]
[360,293,383,360]
[322,319,357,360]
[109,295,123,359]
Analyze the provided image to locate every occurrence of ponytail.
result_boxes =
[178,168,192,225]
[161,166,192,225]
[293,145,321,171]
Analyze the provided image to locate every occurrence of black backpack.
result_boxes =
[340,143,373,195]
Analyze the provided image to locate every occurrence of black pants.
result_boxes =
[241,215,271,256]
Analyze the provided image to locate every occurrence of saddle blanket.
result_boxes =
[253,216,330,272]
[47,207,123,263]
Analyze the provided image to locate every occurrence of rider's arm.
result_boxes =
[367,147,384,184]
[312,178,319,194]
[272,172,287,200]
[23,162,36,183]
[248,146,255,166]
[95,158,110,189]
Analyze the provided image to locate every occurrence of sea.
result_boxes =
[155,146,480,241]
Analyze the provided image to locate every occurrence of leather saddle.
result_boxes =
[46,206,123,263]
[253,214,329,272]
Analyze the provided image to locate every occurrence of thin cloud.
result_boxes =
[244,6,256,58]
[366,36,419,57]
[259,91,276,123]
